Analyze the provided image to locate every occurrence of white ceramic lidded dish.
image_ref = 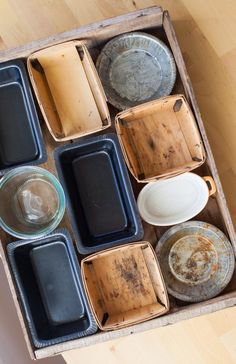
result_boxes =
[137,172,216,226]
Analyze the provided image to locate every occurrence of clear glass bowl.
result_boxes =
[0,166,65,239]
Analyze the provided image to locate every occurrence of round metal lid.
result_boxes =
[156,221,235,302]
[96,32,176,110]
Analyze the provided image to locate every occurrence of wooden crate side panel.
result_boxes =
[0,7,163,61]
[35,293,236,359]
[163,11,236,250]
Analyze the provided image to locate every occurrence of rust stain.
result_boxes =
[148,137,155,151]
[170,236,218,284]
[212,264,219,272]
[114,255,150,296]
[109,290,119,299]
[97,298,104,308]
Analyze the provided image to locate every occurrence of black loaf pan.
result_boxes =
[7,229,97,348]
[54,133,143,254]
[0,60,46,172]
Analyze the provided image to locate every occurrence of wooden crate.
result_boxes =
[81,242,169,330]
[0,6,236,360]
[115,94,205,182]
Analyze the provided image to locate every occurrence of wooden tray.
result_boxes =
[81,242,169,330]
[0,6,236,360]
[115,94,205,182]
[27,41,111,141]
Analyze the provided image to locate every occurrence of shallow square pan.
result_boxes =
[115,94,205,183]
[54,133,143,254]
[7,229,97,348]
[0,60,46,172]
[27,41,111,141]
[81,242,169,330]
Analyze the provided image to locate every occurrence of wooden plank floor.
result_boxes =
[0,0,236,363]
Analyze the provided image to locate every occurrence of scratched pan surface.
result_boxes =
[155,221,235,302]
[96,32,176,110]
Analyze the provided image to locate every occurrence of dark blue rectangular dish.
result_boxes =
[7,229,97,348]
[0,60,46,172]
[54,133,143,254]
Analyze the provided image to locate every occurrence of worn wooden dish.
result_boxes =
[115,94,205,182]
[81,242,169,331]
[0,6,236,360]
[27,41,111,141]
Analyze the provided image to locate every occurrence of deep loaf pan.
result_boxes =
[0,60,46,172]
[7,229,97,348]
[54,133,143,254]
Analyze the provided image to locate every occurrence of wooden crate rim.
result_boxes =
[0,6,163,61]
[0,5,235,359]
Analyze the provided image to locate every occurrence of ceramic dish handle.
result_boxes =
[203,176,217,196]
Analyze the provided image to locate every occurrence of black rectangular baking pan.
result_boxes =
[7,229,97,348]
[54,133,143,254]
[0,60,46,172]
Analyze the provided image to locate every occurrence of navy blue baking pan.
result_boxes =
[0,60,46,172]
[54,133,143,254]
[7,229,97,348]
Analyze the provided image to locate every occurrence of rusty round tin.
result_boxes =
[168,235,219,286]
[156,221,235,302]
[96,32,176,110]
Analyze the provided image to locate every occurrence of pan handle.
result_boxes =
[203,176,217,196]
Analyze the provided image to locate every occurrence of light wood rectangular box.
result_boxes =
[0,6,236,360]
[81,242,169,331]
[115,94,205,182]
[27,41,111,141]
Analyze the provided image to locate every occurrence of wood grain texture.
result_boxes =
[0,1,236,363]
[81,243,169,330]
[27,41,109,140]
[115,95,205,182]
